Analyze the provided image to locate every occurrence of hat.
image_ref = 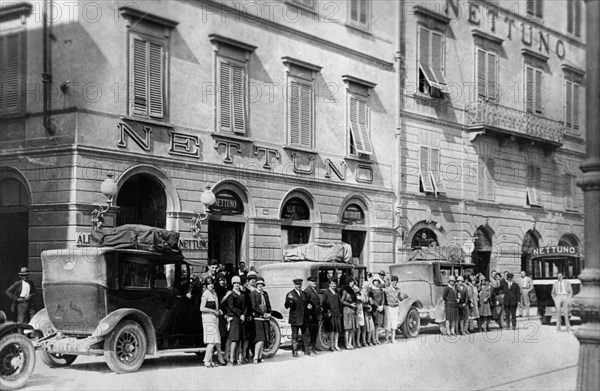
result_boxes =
[507,272,514,279]
[307,276,317,282]
[293,278,303,284]
[448,276,456,282]
[231,276,241,284]
[247,271,258,279]
[457,276,464,282]
[391,275,399,282]
[378,270,386,276]
[204,277,214,285]
[372,276,382,283]
[18,267,30,275]
[217,272,226,281]
[256,277,266,286]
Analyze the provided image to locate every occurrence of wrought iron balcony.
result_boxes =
[466,100,564,153]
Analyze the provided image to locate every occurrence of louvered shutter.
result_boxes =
[299,83,311,147]
[526,0,534,15]
[486,159,495,200]
[289,81,300,145]
[535,70,542,113]
[573,84,579,129]
[132,38,148,116]
[0,35,5,112]
[148,43,164,118]
[526,67,534,113]
[431,32,446,84]
[3,33,22,114]
[232,65,246,134]
[567,0,573,33]
[487,52,496,101]
[419,28,435,83]
[420,147,434,193]
[219,61,232,131]
[575,0,581,36]
[535,0,543,17]
[565,81,572,127]
[349,96,364,152]
[359,0,367,25]
[478,158,486,200]
[357,99,372,154]
[430,148,445,193]
[477,49,486,99]
[350,0,358,22]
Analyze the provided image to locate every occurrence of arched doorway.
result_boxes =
[411,228,439,249]
[116,173,167,228]
[341,203,367,265]
[281,196,312,245]
[208,189,245,273]
[521,229,541,276]
[472,226,493,278]
[0,177,30,316]
[558,233,579,248]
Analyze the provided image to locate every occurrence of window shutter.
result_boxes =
[535,70,542,113]
[2,33,22,113]
[357,99,372,154]
[359,0,367,25]
[219,61,232,131]
[420,146,434,193]
[430,148,445,193]
[487,52,496,101]
[573,84,580,129]
[232,64,246,134]
[350,0,358,22]
[132,38,148,116]
[575,0,581,36]
[289,81,300,145]
[565,81,572,127]
[536,0,543,18]
[148,42,164,118]
[419,28,431,75]
[349,96,364,152]
[0,35,4,111]
[478,158,486,200]
[477,49,486,99]
[486,159,495,200]
[565,174,574,210]
[431,32,445,84]
[526,67,533,113]
[567,0,573,33]
[300,83,312,147]
[526,0,534,15]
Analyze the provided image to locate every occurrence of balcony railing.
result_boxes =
[466,100,564,146]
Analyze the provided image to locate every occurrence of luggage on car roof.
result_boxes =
[283,242,352,263]
[91,224,181,254]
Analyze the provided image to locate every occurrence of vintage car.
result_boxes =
[30,242,281,373]
[389,256,475,335]
[0,310,36,390]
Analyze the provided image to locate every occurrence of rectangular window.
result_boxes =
[525,66,543,115]
[129,34,165,119]
[418,27,446,96]
[0,32,24,115]
[419,146,445,195]
[288,79,313,148]
[565,81,580,131]
[348,96,373,155]
[476,48,497,101]
[218,58,247,134]
[478,158,495,201]
[526,0,543,18]
[567,0,581,36]
[565,174,576,211]
[349,0,369,30]
[526,164,542,206]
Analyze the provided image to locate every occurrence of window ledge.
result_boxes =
[285,1,318,16]
[121,115,174,128]
[344,155,372,164]
[283,145,317,154]
[212,132,253,143]
[345,22,371,35]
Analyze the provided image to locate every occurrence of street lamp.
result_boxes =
[91,172,118,231]
[190,185,217,237]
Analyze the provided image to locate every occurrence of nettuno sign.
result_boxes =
[530,246,579,258]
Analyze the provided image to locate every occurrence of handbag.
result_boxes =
[206,301,216,310]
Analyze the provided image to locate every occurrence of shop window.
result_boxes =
[418,26,446,97]
[567,0,582,37]
[476,48,497,102]
[349,0,369,31]
[419,146,446,195]
[0,31,25,116]
[478,158,495,201]
[525,65,543,115]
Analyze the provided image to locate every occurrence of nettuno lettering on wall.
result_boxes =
[447,0,568,60]
[530,246,579,258]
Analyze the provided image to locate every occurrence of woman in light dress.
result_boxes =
[200,277,226,368]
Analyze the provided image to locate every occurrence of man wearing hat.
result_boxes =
[285,278,311,357]
[5,267,37,323]
[379,270,390,287]
[503,272,521,330]
[304,276,321,355]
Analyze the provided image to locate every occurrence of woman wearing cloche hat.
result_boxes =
[250,277,271,364]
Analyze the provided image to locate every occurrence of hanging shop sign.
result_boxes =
[342,204,365,225]
[210,190,244,215]
[281,197,310,220]
[531,246,579,258]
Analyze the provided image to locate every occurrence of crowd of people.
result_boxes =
[442,270,534,335]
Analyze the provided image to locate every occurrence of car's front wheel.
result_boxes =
[0,333,36,391]
[401,307,421,338]
[316,319,331,351]
[104,320,147,373]
[261,318,281,359]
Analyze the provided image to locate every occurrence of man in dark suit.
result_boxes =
[5,267,37,323]
[503,273,521,330]
[284,278,310,357]
[303,276,321,355]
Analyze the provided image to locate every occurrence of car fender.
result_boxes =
[270,311,283,320]
[91,309,157,356]
[434,297,446,323]
[0,322,33,338]
[29,308,56,336]
[397,298,423,326]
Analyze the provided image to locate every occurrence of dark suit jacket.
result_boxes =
[303,285,321,324]
[5,279,36,312]
[503,281,521,306]
[284,289,307,326]
[250,290,272,319]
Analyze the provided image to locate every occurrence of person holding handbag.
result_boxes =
[200,277,226,368]
[251,277,271,364]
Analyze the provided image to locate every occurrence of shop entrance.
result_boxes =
[341,203,367,265]
[116,174,166,228]
[208,220,244,274]
[342,230,366,265]
[0,178,30,316]
[473,226,493,278]
[521,230,540,276]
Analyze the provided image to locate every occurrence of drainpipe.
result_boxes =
[394,0,406,263]
[42,0,55,135]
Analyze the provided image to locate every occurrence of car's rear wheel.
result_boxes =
[0,333,36,391]
[316,319,331,351]
[401,307,421,338]
[261,319,281,359]
[104,320,147,373]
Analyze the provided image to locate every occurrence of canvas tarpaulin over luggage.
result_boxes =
[91,224,181,254]
[283,242,352,263]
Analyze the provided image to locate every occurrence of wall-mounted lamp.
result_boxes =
[91,172,118,231]
[190,185,217,237]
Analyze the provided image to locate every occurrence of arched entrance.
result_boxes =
[558,233,579,248]
[521,229,541,275]
[411,228,439,249]
[472,226,493,278]
[208,188,246,273]
[0,176,30,316]
[281,195,312,245]
[340,202,367,265]
[116,173,167,228]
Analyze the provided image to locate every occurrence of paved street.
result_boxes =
[22,317,579,391]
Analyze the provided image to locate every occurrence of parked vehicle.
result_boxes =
[389,259,475,335]
[0,311,36,390]
[31,242,282,373]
